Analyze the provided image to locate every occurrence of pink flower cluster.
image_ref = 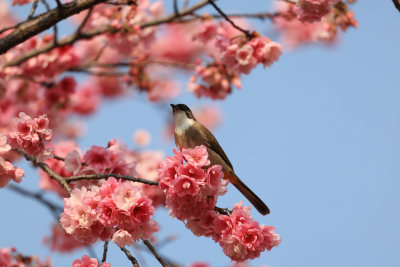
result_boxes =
[158,146,280,262]
[217,36,282,75]
[0,133,24,188]
[159,146,228,220]
[296,0,339,23]
[44,223,86,253]
[4,35,80,78]
[0,247,51,267]
[189,60,241,100]
[60,177,158,246]
[65,142,136,178]
[274,1,357,49]
[7,112,52,162]
[72,255,110,267]
[189,35,281,99]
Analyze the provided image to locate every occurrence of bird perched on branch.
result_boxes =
[170,103,270,215]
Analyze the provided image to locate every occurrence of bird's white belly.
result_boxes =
[175,114,194,135]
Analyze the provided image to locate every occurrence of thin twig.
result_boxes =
[182,0,190,10]
[54,0,62,7]
[76,7,93,34]
[207,0,252,38]
[41,0,59,45]
[28,0,40,19]
[214,206,231,215]
[102,241,109,263]
[65,173,159,185]
[7,184,63,220]
[142,239,168,267]
[173,0,179,15]
[4,26,118,67]
[53,154,65,161]
[120,247,139,267]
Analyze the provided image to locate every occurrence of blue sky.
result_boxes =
[1,1,400,266]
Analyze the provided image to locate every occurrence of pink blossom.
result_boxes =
[193,20,219,43]
[12,0,33,6]
[65,150,82,175]
[147,79,180,103]
[182,146,210,167]
[71,255,100,267]
[133,129,151,147]
[0,248,13,266]
[151,24,204,64]
[0,157,24,188]
[188,60,241,100]
[296,0,334,23]
[159,147,279,261]
[83,146,112,173]
[193,105,222,131]
[112,181,140,211]
[236,45,254,65]
[112,229,134,247]
[129,196,154,224]
[7,112,52,161]
[173,175,201,197]
[72,84,101,115]
[44,223,86,252]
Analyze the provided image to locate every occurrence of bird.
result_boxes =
[170,103,270,215]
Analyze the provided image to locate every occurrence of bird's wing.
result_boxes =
[192,122,234,171]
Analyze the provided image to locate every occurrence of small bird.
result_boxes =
[170,103,270,215]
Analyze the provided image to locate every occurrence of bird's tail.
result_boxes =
[228,172,270,215]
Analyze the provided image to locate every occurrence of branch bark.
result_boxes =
[0,0,107,55]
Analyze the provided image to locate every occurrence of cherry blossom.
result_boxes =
[72,255,110,267]
[159,146,280,261]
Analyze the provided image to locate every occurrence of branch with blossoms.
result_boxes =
[0,0,363,265]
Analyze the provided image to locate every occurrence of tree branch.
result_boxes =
[15,149,72,195]
[0,0,108,55]
[120,246,140,267]
[207,0,252,38]
[142,239,168,267]
[102,241,109,263]
[393,0,400,13]
[3,0,209,67]
[4,26,118,67]
[7,184,63,220]
[28,0,40,19]
[65,173,159,186]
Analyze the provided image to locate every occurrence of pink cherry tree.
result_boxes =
[0,0,366,266]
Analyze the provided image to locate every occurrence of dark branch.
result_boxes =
[207,0,252,38]
[0,0,108,55]
[15,149,72,195]
[65,173,159,186]
[393,0,400,13]
[120,246,139,267]
[142,239,168,267]
[7,184,63,220]
[28,0,40,19]
[102,241,109,263]
[173,0,179,15]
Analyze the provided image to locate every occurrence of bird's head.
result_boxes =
[170,104,196,120]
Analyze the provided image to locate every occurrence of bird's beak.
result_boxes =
[170,104,176,110]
